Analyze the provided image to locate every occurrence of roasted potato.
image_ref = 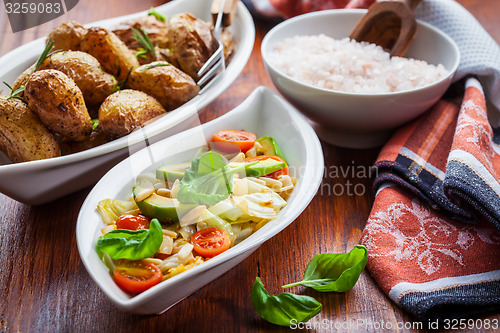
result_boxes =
[80,27,139,81]
[98,89,166,138]
[12,65,34,92]
[24,69,92,142]
[157,48,180,68]
[38,51,116,109]
[0,97,60,162]
[131,46,181,67]
[113,15,170,49]
[127,61,199,110]
[68,127,111,153]
[167,13,218,80]
[113,16,181,66]
[221,28,234,64]
[47,21,87,51]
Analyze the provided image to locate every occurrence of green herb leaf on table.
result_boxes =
[282,245,368,292]
[251,277,322,327]
[96,219,163,260]
[176,152,257,206]
[147,7,166,22]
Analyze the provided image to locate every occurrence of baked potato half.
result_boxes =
[221,28,234,64]
[113,15,170,49]
[80,27,139,81]
[38,51,116,109]
[127,61,199,110]
[47,21,87,51]
[167,13,218,80]
[0,97,60,162]
[12,65,34,92]
[98,89,167,138]
[24,69,92,142]
[69,127,111,153]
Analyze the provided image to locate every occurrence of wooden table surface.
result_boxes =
[1,1,499,332]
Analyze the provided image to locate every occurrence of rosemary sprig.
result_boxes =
[1,38,59,101]
[139,63,170,71]
[131,27,156,58]
[112,67,133,92]
[135,48,148,60]
[3,81,25,101]
[111,76,119,93]
[33,38,55,73]
[147,7,166,22]
[92,119,100,130]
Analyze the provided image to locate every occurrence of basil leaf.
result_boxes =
[196,151,227,175]
[282,245,368,292]
[177,152,255,206]
[251,277,322,327]
[96,219,163,260]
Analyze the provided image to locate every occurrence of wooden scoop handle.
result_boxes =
[349,0,423,57]
[402,0,422,12]
[211,0,239,27]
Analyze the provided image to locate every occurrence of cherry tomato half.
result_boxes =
[213,130,257,153]
[113,260,162,294]
[115,214,150,231]
[191,228,231,258]
[245,155,289,179]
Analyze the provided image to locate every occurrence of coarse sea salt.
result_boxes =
[269,34,448,94]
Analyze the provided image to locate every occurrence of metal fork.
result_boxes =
[197,0,226,92]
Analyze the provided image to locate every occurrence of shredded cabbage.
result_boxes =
[209,192,287,222]
[209,198,245,221]
[96,198,138,224]
[232,178,271,196]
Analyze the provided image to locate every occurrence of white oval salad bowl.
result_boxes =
[76,87,324,314]
[0,0,255,205]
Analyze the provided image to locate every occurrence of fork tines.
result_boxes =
[197,42,224,87]
[197,0,227,93]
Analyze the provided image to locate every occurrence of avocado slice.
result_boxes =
[256,136,286,161]
[242,159,286,177]
[133,180,197,223]
[155,162,191,182]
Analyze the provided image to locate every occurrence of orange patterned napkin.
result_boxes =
[361,78,500,321]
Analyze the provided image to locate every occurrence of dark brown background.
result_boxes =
[1,0,499,332]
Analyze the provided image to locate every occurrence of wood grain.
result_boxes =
[0,1,498,332]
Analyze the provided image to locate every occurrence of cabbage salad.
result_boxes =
[95,130,296,294]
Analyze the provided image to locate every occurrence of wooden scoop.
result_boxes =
[349,0,422,57]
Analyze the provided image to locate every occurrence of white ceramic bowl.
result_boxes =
[261,9,460,149]
[76,87,324,314]
[0,0,255,205]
